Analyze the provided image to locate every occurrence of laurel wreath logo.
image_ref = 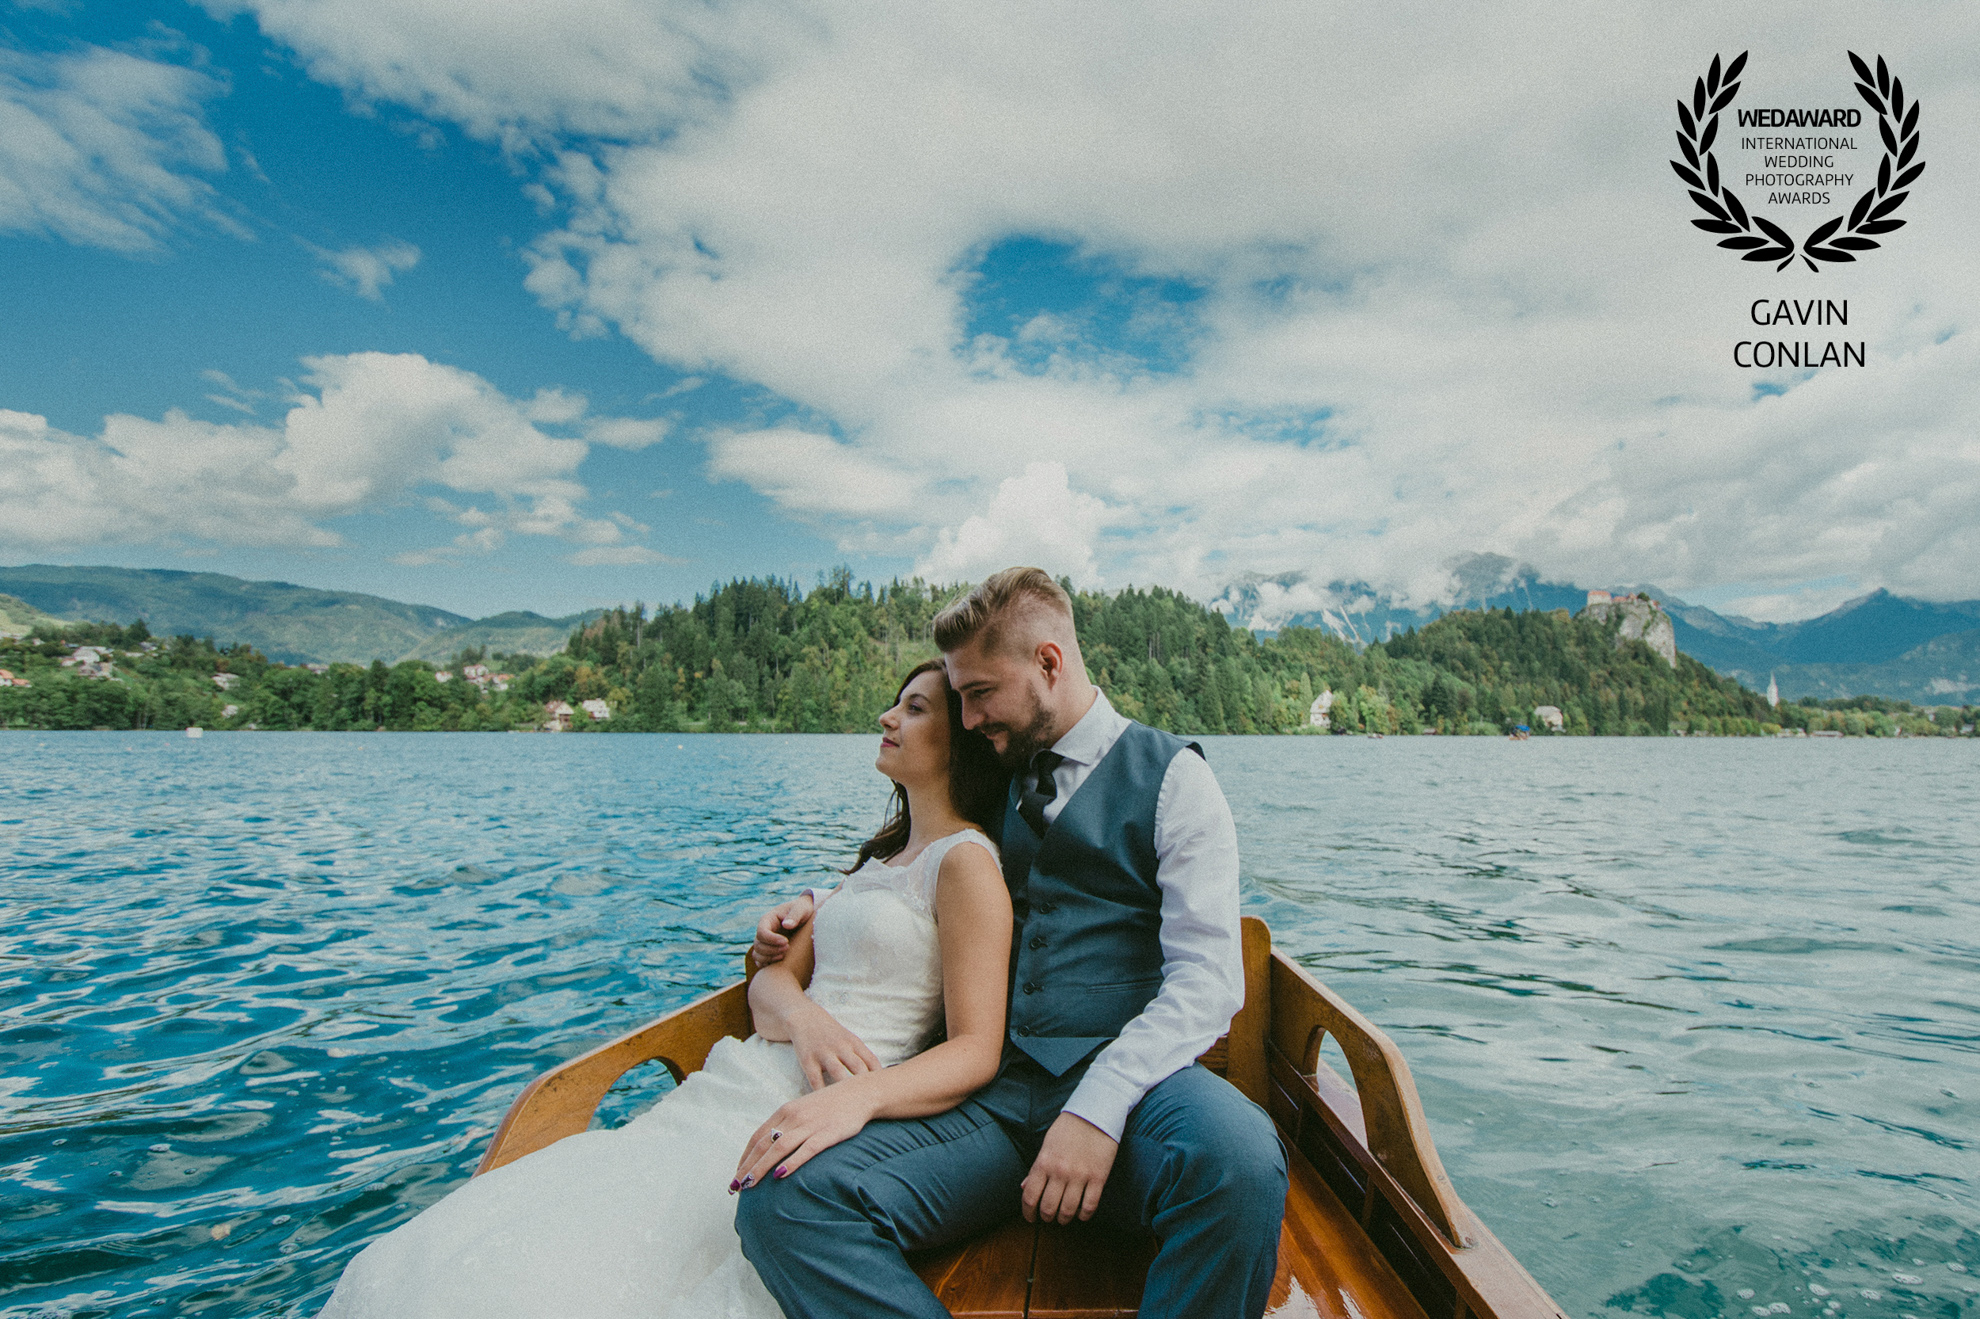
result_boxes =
[1672,51,1924,273]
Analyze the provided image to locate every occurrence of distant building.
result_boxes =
[1533,704,1565,731]
[463,664,491,680]
[212,673,240,691]
[435,670,454,683]
[71,646,105,664]
[1584,589,1612,607]
[222,704,240,719]
[1308,689,1334,730]
[304,663,330,675]
[581,698,612,721]
[491,675,511,692]
[543,700,574,731]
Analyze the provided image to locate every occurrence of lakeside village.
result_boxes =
[2,576,1973,738]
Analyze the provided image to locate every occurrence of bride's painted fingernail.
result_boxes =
[740,1175,754,1189]
[727,1180,739,1193]
[774,1165,789,1179]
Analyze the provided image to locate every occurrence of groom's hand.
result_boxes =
[788,1005,883,1092]
[1022,1113,1119,1225]
[751,895,815,967]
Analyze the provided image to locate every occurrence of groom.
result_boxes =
[742,566,1286,1319]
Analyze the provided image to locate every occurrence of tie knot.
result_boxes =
[1017,750,1065,837]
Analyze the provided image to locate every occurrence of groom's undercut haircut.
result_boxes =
[933,566,1075,659]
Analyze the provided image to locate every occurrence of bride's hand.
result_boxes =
[730,1080,878,1193]
[787,1005,882,1091]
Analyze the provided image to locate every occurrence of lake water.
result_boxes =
[2,733,1976,1319]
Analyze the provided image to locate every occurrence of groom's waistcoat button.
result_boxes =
[1028,936,1045,949]
[1037,901,1059,914]
[1015,1026,1033,1036]
[1022,981,1039,994]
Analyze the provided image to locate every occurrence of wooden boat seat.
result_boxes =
[478,917,1568,1319]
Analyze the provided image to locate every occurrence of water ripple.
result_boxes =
[2,733,1977,1317]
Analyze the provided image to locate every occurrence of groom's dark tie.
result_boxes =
[1018,750,1065,837]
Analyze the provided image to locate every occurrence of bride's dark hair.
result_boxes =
[847,659,1011,873]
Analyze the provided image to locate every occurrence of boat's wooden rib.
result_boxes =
[474,917,1571,1319]
[476,979,750,1176]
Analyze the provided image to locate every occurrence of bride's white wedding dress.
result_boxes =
[319,828,993,1319]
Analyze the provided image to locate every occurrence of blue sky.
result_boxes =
[3,2,1977,622]
[0,2,883,615]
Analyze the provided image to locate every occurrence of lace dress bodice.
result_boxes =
[800,829,994,1066]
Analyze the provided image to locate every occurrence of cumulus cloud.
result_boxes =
[919,463,1111,586]
[705,428,921,518]
[0,352,668,562]
[220,1,1980,609]
[305,237,420,300]
[0,43,230,251]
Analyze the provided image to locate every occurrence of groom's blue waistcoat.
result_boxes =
[998,721,1200,1078]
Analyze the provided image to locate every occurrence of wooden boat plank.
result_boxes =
[1268,1049,1568,1319]
[1026,1221,1157,1318]
[1272,1140,1429,1319]
[477,980,751,1175]
[914,1217,1035,1318]
[1266,953,1466,1245]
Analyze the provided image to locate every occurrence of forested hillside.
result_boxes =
[3,573,1971,735]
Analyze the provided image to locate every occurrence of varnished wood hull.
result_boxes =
[477,918,1570,1319]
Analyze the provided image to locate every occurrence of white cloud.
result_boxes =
[1719,581,1867,624]
[705,428,920,517]
[305,238,420,300]
[196,0,804,146]
[0,44,230,251]
[569,545,679,566]
[918,463,1110,586]
[221,1,1980,604]
[583,416,668,449]
[0,353,668,560]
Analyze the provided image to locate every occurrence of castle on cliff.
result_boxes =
[1579,590,1677,667]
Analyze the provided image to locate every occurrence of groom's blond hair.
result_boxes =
[933,567,1075,658]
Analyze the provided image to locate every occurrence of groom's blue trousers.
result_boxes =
[734,1060,1287,1319]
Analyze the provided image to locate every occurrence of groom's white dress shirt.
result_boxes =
[1029,690,1245,1142]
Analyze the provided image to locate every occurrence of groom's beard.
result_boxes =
[990,696,1058,771]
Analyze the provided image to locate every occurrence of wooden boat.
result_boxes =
[478,917,1571,1319]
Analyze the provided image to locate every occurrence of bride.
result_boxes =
[318,660,1013,1318]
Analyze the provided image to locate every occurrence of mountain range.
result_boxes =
[0,565,596,666]
[1210,554,1980,705]
[5,559,1978,704]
